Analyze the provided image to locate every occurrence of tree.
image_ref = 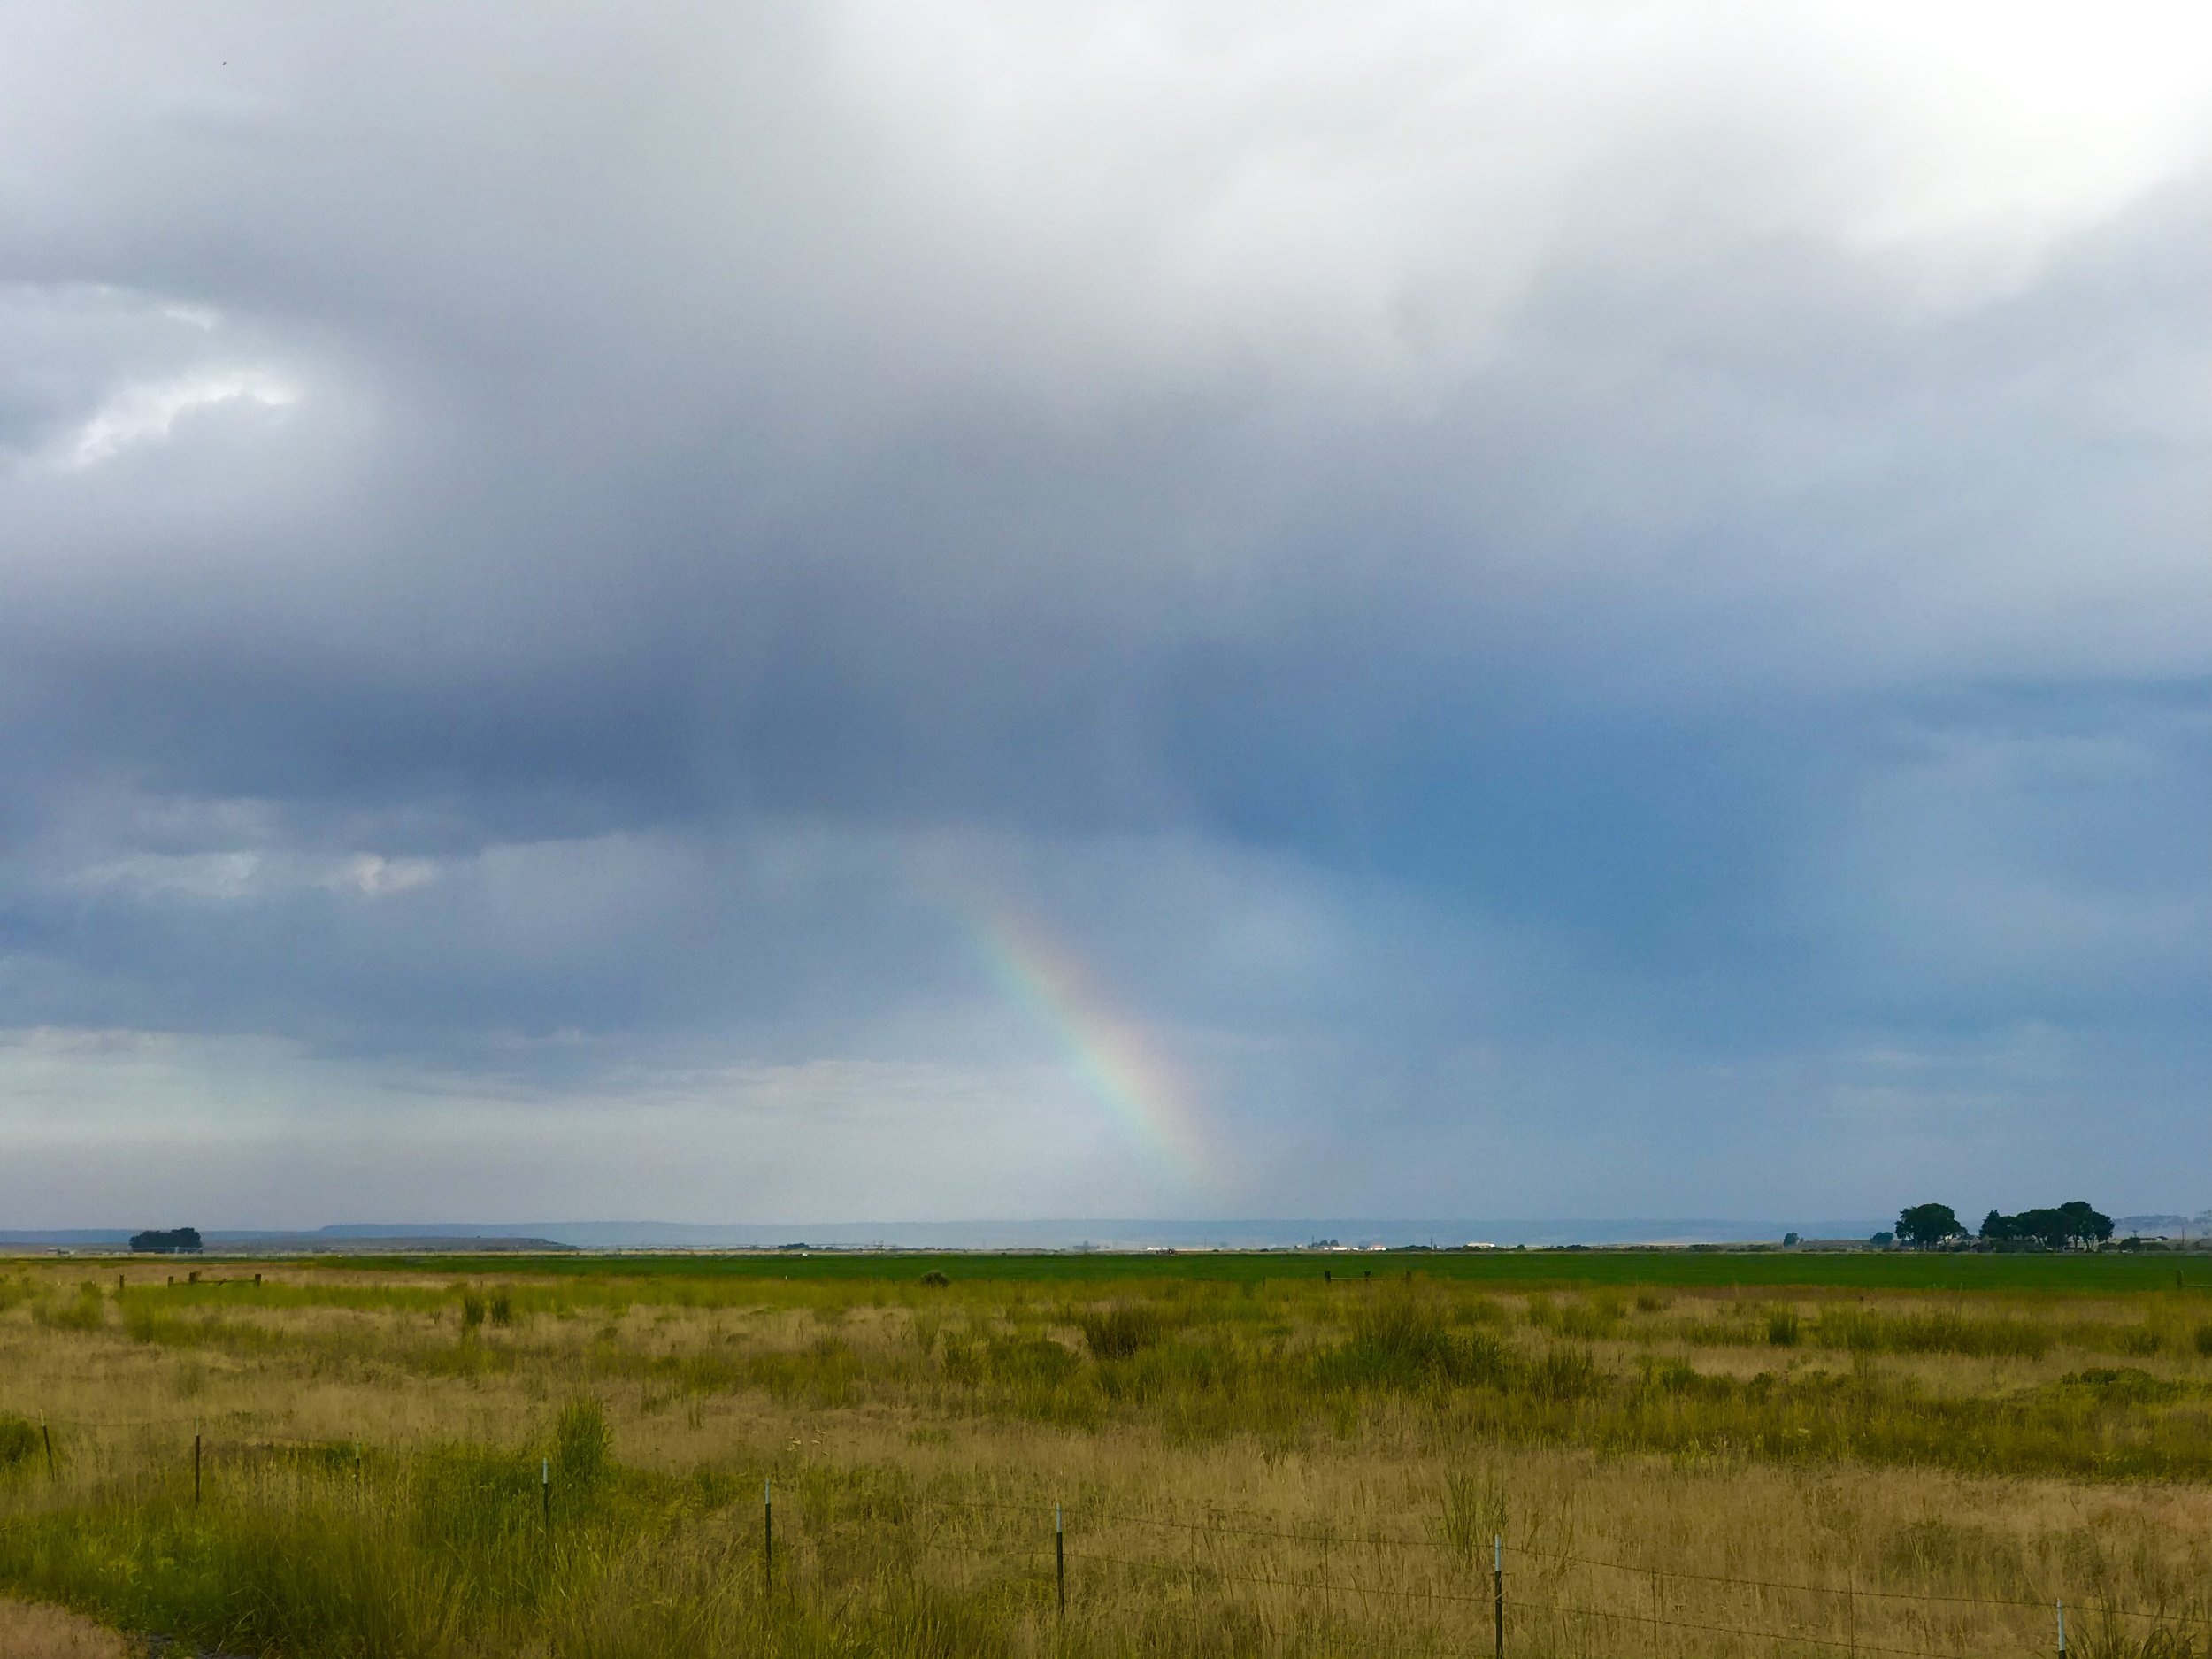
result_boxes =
[1979,1210,2010,1243]
[2057,1201,2114,1247]
[1896,1204,1965,1249]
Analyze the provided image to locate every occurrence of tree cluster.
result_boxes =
[1893,1202,2111,1250]
[127,1226,203,1254]
[1978,1202,2113,1251]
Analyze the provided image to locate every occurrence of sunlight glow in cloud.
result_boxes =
[61,368,298,468]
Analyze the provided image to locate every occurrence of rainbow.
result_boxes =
[964,902,1214,1184]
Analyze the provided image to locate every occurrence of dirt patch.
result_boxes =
[0,1597,131,1658]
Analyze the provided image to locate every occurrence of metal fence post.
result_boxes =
[1494,1535,1504,1657]
[1056,1502,1065,1617]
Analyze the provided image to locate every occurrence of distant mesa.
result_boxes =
[129,1226,203,1254]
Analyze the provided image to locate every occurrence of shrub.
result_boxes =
[1525,1345,1601,1402]
[1460,1295,1509,1325]
[1815,1307,2051,1358]
[1767,1309,1801,1347]
[1558,1295,1624,1340]
[875,1583,1014,1659]
[460,1291,487,1332]
[553,1397,612,1486]
[985,1337,1079,1387]
[749,1339,863,1408]
[2194,1324,2212,1357]
[1077,1305,1166,1360]
[1316,1294,1513,1392]
[32,1284,104,1333]
[1347,1294,1463,1383]
[1440,1468,1508,1555]
[0,1415,39,1472]
[919,1270,950,1288]
[2057,1368,2185,1404]
[1641,1357,1732,1400]
[489,1290,515,1326]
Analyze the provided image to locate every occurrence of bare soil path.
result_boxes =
[0,1597,130,1658]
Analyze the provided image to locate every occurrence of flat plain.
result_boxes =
[3,1251,2209,1657]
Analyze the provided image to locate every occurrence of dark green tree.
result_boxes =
[1978,1202,2112,1250]
[1896,1203,1965,1248]
[2057,1201,2114,1246]
[127,1226,202,1254]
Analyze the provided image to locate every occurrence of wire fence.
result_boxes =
[8,1416,2204,1657]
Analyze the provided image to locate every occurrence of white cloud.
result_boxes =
[333,854,440,897]
[67,849,440,902]
[59,367,297,468]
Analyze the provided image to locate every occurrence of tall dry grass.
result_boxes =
[1,1260,2208,1656]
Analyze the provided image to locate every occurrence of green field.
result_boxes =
[331,1244,2212,1294]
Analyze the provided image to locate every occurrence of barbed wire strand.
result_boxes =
[17,1432,2206,1637]
[1066,1502,2211,1624]
[1066,1548,1976,1659]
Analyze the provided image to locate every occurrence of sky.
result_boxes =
[1,2,2206,1229]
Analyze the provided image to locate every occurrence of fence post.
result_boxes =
[193,1422,202,1509]
[41,1416,55,1480]
[2057,1600,2067,1655]
[1056,1502,1065,1618]
[541,1456,550,1534]
[764,1479,773,1588]
[1494,1535,1504,1658]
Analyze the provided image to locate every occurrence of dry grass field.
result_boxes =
[3,1254,2210,1657]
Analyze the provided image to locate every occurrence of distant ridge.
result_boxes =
[5,1218,1892,1252]
[0,1230,573,1254]
[318,1218,1896,1250]
[2116,1213,2212,1240]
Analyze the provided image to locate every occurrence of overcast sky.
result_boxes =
[2,2,2206,1228]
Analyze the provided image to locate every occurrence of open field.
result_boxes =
[4,1252,2211,1657]
[326,1248,2212,1294]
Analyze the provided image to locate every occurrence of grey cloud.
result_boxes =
[0,4,2205,1220]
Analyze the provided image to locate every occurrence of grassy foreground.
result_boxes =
[3,1252,2210,1656]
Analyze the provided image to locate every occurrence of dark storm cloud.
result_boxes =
[0,4,2205,1220]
